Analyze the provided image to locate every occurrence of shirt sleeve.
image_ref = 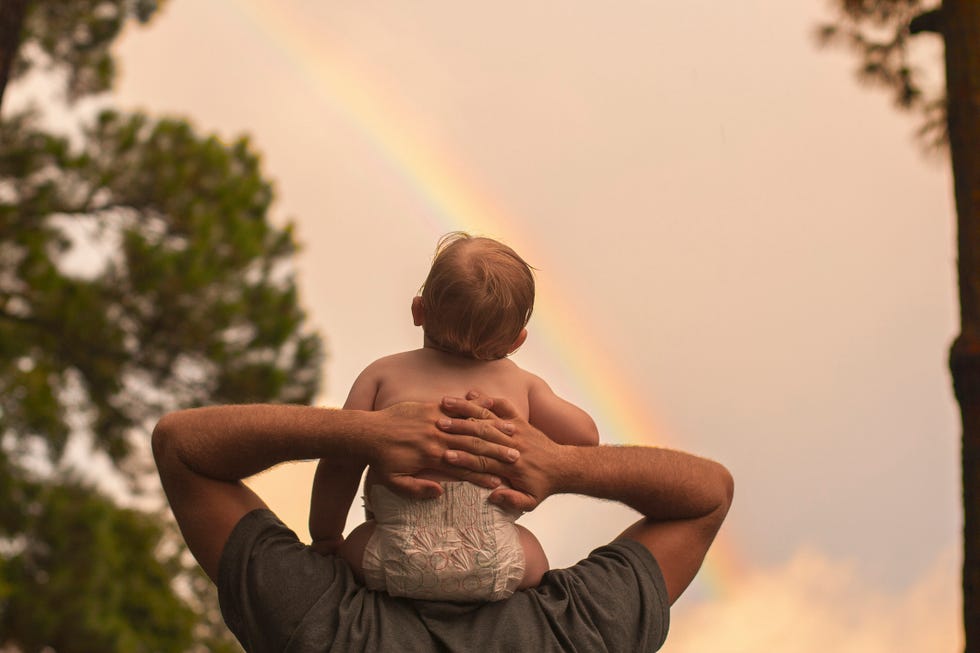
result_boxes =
[217,509,356,653]
[533,539,671,652]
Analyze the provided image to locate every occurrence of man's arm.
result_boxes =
[152,402,519,582]
[560,444,731,604]
[439,395,733,605]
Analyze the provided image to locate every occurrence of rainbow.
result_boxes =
[225,0,743,599]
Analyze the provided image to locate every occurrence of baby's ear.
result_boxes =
[507,328,528,354]
[411,296,425,326]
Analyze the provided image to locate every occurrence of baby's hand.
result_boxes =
[310,536,344,556]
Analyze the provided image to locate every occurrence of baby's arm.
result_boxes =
[309,460,364,554]
[308,366,380,552]
[527,374,600,446]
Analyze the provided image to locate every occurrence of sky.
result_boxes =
[32,0,963,649]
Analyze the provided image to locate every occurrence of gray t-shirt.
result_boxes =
[218,509,670,652]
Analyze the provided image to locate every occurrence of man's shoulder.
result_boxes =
[563,539,664,579]
[419,540,670,653]
[539,540,670,650]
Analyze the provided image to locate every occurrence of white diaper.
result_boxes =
[362,482,525,602]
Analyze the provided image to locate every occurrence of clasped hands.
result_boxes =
[366,392,559,514]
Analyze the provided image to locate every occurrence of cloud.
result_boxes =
[664,547,960,653]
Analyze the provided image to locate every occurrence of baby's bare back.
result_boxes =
[370,348,534,416]
[368,349,533,481]
[350,348,549,592]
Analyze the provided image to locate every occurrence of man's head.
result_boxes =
[413,232,535,360]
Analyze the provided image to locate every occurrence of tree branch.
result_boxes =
[0,0,28,112]
[909,8,942,35]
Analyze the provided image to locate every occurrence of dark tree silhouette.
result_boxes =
[0,0,29,108]
[820,1,980,649]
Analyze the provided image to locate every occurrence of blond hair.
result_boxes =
[420,232,535,360]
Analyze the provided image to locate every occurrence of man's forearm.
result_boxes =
[439,396,733,604]
[557,444,733,603]
[152,404,375,482]
[554,444,733,523]
[153,398,521,583]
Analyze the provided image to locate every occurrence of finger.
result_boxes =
[489,488,539,513]
[387,475,443,499]
[438,421,519,460]
[434,461,502,489]
[462,472,503,490]
[443,449,510,477]
[464,391,493,408]
[488,396,520,420]
[438,414,516,442]
[441,396,496,420]
[463,394,520,421]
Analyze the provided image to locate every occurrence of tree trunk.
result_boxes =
[943,1,980,649]
[0,0,29,113]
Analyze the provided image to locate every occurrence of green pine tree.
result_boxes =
[0,2,325,650]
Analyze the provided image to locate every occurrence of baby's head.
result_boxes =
[415,232,535,360]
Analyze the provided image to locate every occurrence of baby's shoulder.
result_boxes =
[366,349,425,367]
[354,350,422,379]
[371,351,415,365]
[492,358,540,387]
[503,364,556,398]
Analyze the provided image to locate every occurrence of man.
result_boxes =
[153,393,733,652]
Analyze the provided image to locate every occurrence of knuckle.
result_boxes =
[478,456,488,472]
[425,443,443,461]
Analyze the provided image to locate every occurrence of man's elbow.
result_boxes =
[711,462,735,520]
[151,412,183,467]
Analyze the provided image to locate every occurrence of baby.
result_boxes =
[310,232,599,601]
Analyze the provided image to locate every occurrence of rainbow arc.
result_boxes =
[228,0,743,598]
